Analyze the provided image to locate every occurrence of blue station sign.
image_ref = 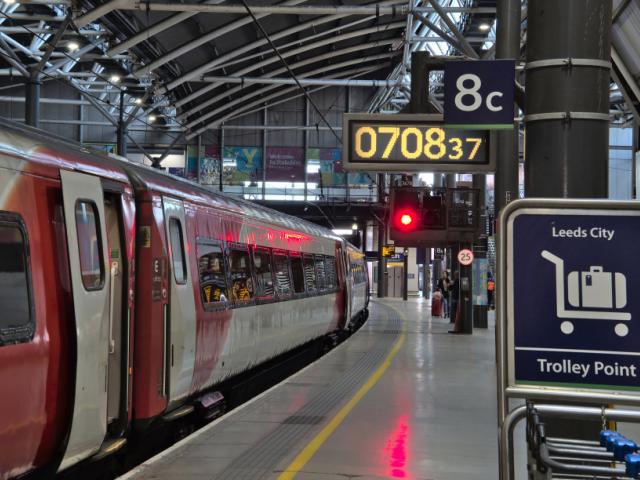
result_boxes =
[444,59,515,129]
[503,200,640,399]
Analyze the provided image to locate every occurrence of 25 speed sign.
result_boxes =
[458,249,474,266]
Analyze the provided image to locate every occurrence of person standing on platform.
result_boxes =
[437,271,450,318]
[487,273,495,310]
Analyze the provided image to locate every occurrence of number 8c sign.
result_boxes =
[458,249,474,266]
[444,59,515,129]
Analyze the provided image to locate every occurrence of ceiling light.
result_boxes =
[67,41,80,52]
[148,115,157,123]
[351,223,358,230]
[134,97,143,105]
[478,22,491,32]
[110,74,121,83]
[3,0,16,5]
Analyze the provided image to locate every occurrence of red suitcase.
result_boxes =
[431,295,443,317]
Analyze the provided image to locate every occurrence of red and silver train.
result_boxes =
[0,119,369,479]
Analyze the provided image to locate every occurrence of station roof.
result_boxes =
[0,0,636,139]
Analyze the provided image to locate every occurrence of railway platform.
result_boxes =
[120,298,499,480]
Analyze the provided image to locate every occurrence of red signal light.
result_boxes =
[395,210,417,230]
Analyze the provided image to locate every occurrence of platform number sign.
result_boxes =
[458,248,474,266]
[444,60,515,129]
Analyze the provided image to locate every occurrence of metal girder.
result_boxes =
[69,80,118,126]
[426,0,479,58]
[134,0,309,78]
[32,14,72,78]
[170,21,403,107]
[74,0,131,28]
[107,0,226,56]
[0,26,105,35]
[182,58,393,130]
[0,96,90,105]
[178,42,396,121]
[125,3,409,16]
[198,75,399,87]
[188,66,381,138]
[412,11,472,55]
[43,40,104,75]
[209,13,380,72]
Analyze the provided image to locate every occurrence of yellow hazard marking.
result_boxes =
[277,302,407,480]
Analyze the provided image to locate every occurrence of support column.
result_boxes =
[262,107,267,199]
[377,220,386,299]
[116,90,127,158]
[473,174,488,328]
[402,247,408,301]
[525,0,611,198]
[495,0,520,213]
[25,77,41,128]
[219,126,224,191]
[459,243,473,334]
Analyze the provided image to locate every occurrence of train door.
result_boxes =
[338,245,351,324]
[104,195,126,429]
[162,197,196,407]
[59,171,110,471]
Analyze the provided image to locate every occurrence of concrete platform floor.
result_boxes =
[121,298,501,480]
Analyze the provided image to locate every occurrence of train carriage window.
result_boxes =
[253,248,274,298]
[168,218,187,284]
[197,240,228,306]
[325,256,337,290]
[0,216,33,345]
[229,248,254,303]
[290,253,305,294]
[314,255,326,291]
[303,255,316,292]
[75,201,105,290]
[273,251,292,296]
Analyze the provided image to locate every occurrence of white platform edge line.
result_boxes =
[515,346,640,357]
[118,302,384,479]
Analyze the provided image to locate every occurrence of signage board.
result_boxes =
[458,248,474,266]
[342,114,495,173]
[382,245,395,257]
[501,199,640,402]
[444,59,515,128]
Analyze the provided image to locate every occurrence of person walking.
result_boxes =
[437,270,450,317]
[487,273,495,310]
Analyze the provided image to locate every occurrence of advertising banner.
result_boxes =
[506,201,640,397]
[201,145,220,185]
[265,147,304,182]
[185,145,200,180]
[223,146,263,184]
[472,257,488,306]
[319,148,346,186]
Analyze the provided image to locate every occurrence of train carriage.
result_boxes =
[0,119,368,480]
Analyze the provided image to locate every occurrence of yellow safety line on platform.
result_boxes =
[277,303,407,480]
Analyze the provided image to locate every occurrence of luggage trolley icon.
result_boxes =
[541,250,631,337]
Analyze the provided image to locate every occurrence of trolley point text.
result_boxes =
[536,358,637,378]
[551,226,615,241]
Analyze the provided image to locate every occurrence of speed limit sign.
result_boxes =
[457,249,474,266]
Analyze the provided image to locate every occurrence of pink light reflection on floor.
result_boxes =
[383,414,411,479]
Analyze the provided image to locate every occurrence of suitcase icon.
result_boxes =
[541,251,631,337]
[567,266,627,310]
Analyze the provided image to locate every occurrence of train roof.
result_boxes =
[0,117,344,244]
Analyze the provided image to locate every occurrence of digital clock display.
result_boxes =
[343,114,494,173]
